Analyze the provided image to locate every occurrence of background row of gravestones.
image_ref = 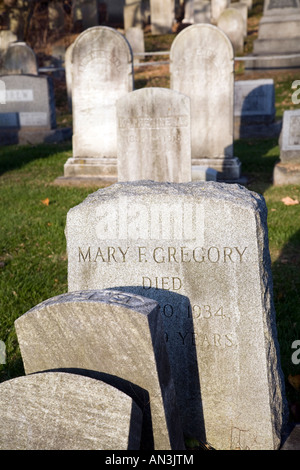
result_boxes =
[0,180,290,450]
[0,23,299,184]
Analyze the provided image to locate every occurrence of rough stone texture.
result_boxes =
[0,371,142,450]
[117,87,191,183]
[170,24,241,182]
[217,8,245,54]
[273,110,300,185]
[64,26,133,180]
[2,42,38,75]
[150,0,174,34]
[65,181,288,450]
[0,74,56,130]
[15,289,185,451]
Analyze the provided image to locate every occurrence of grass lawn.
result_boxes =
[1,0,300,428]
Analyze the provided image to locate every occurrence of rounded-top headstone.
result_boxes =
[217,8,245,54]
[3,42,38,75]
[0,371,142,450]
[68,26,134,176]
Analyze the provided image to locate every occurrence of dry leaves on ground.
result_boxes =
[281,197,300,206]
[41,197,50,206]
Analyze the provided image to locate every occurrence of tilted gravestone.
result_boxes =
[2,42,38,75]
[63,26,133,182]
[15,289,185,451]
[116,87,191,183]
[150,0,175,34]
[170,24,241,182]
[217,8,245,54]
[65,181,288,450]
[273,110,300,185]
[0,371,142,450]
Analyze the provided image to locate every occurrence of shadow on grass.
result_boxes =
[271,229,300,423]
[0,141,71,176]
[234,137,280,194]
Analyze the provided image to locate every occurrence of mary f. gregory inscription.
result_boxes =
[66,181,287,451]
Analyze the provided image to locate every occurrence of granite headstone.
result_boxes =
[117,87,191,183]
[65,181,288,450]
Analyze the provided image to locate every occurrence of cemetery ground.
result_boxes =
[1,4,300,447]
[1,67,300,435]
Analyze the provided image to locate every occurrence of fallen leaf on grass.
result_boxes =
[41,198,50,206]
[288,374,300,391]
[281,197,299,206]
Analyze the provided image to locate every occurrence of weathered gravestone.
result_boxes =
[211,0,230,23]
[229,2,248,36]
[194,0,211,23]
[65,181,288,450]
[273,110,300,185]
[150,0,175,34]
[124,0,144,30]
[62,26,133,183]
[248,0,300,70]
[234,79,280,139]
[217,8,244,54]
[0,74,66,145]
[125,27,145,65]
[0,371,142,450]
[2,42,38,75]
[170,24,241,182]
[117,87,191,183]
[15,289,185,450]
